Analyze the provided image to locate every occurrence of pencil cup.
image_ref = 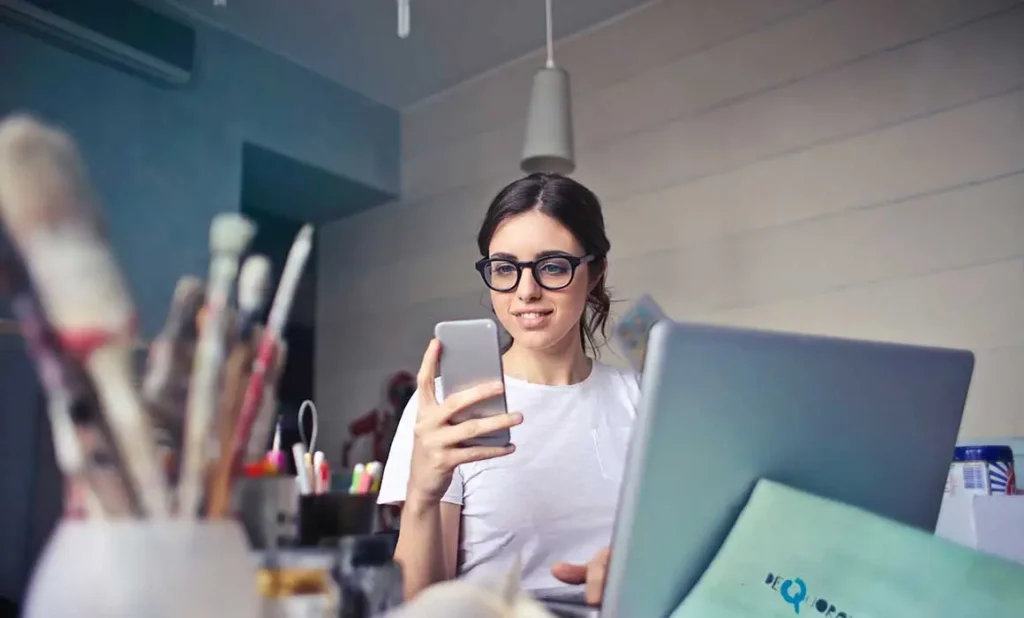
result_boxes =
[234,475,300,550]
[299,492,377,546]
[23,519,260,618]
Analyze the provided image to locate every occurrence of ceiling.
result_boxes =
[162,0,655,108]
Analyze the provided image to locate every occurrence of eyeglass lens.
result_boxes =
[484,256,576,291]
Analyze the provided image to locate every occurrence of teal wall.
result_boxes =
[0,10,399,604]
[0,15,398,334]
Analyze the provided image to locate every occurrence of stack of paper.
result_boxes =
[937,492,1024,566]
[672,480,1024,618]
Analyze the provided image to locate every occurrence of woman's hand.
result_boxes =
[407,339,523,505]
[551,547,611,606]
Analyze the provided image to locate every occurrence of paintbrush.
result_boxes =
[65,373,141,518]
[227,225,312,477]
[205,333,291,519]
[204,326,260,518]
[202,255,270,515]
[177,212,255,517]
[211,254,271,468]
[0,252,138,517]
[236,254,270,339]
[216,328,260,461]
[0,255,88,508]
[245,339,288,462]
[0,114,170,517]
[141,276,204,487]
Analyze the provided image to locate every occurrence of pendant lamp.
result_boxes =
[397,0,410,38]
[521,0,575,175]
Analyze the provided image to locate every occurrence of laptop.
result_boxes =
[539,321,973,617]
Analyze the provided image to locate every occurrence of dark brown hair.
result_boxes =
[477,173,612,355]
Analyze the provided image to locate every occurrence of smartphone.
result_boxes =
[434,319,511,447]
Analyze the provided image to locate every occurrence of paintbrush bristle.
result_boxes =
[237,255,271,313]
[0,114,131,334]
[170,276,205,327]
[209,213,256,257]
[0,114,101,240]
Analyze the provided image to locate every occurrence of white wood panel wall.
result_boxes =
[317,0,1024,461]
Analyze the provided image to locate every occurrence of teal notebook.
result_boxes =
[672,480,1024,618]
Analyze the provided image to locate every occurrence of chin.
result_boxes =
[506,327,574,352]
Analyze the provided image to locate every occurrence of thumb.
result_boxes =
[551,561,588,584]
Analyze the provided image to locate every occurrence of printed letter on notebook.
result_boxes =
[671,479,1024,618]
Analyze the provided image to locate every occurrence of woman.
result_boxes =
[378,173,638,605]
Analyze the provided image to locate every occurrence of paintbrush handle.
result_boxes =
[203,365,269,520]
[204,339,255,518]
[229,348,272,465]
[142,294,203,489]
[0,116,167,517]
[265,226,312,337]
[223,335,278,474]
[86,346,171,517]
[74,421,140,517]
[177,338,222,517]
[141,277,202,411]
[246,383,281,462]
[178,215,253,518]
[208,335,289,518]
[8,293,139,517]
[245,340,286,460]
[46,391,103,519]
[178,320,228,516]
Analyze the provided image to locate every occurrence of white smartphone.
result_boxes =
[434,319,511,447]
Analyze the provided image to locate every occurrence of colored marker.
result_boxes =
[349,463,365,494]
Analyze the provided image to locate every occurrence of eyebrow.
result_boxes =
[489,249,573,261]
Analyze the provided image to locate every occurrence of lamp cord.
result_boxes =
[545,0,555,68]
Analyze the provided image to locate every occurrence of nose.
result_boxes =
[516,266,542,301]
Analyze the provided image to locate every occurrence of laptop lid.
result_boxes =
[601,321,973,618]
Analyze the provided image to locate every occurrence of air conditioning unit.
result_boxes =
[1,0,196,87]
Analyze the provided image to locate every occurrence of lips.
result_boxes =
[512,308,553,329]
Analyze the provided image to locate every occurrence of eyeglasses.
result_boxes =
[474,254,595,292]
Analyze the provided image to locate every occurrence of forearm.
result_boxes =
[393,496,454,599]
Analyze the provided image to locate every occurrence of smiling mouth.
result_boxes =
[512,310,553,318]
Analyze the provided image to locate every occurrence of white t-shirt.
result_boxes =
[378,360,639,591]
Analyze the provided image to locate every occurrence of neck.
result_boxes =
[502,327,593,386]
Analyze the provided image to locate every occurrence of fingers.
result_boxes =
[551,548,612,606]
[448,444,516,467]
[416,338,505,426]
[417,444,515,478]
[434,381,505,423]
[411,433,516,478]
[434,412,523,447]
[416,339,440,408]
[551,562,587,585]
[585,554,609,606]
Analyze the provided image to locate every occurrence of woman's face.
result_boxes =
[486,210,593,352]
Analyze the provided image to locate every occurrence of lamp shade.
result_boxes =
[521,66,575,175]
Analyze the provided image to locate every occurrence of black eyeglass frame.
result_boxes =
[474,253,597,292]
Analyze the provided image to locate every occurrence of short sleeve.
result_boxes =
[624,371,641,418]
[377,380,465,506]
[608,364,641,420]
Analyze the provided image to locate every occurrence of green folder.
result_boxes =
[672,480,1024,618]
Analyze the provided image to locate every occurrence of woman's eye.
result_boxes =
[540,263,568,275]
[493,264,516,275]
